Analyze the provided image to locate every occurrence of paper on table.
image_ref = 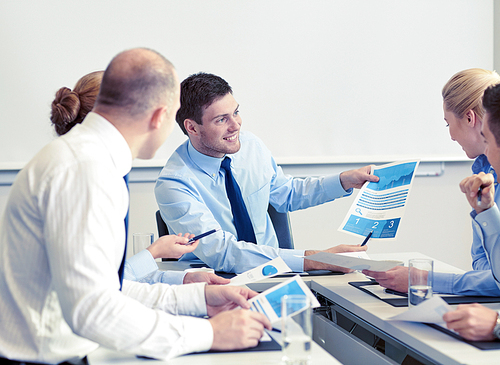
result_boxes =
[229,256,292,286]
[249,275,320,323]
[339,160,420,240]
[388,296,452,324]
[303,251,403,272]
[338,251,371,260]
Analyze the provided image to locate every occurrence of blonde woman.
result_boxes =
[364,69,500,297]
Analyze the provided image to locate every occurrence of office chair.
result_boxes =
[266,204,294,249]
[155,210,169,237]
[155,204,294,250]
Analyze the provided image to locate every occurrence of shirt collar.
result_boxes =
[472,154,497,182]
[82,112,132,178]
[187,141,226,179]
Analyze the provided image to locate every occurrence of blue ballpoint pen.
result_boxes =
[478,186,483,206]
[361,231,373,247]
[186,228,221,244]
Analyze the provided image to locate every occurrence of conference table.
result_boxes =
[89,252,500,365]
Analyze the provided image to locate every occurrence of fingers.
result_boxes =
[365,165,379,182]
[442,309,463,324]
[187,240,199,250]
[209,310,271,351]
[206,286,254,309]
[249,310,272,330]
[460,173,494,197]
[225,288,253,309]
[208,274,231,285]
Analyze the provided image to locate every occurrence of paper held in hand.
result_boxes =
[229,256,292,286]
[339,160,420,240]
[302,251,403,272]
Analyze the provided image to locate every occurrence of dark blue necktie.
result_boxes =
[118,173,129,290]
[220,157,257,243]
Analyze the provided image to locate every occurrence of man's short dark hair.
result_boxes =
[176,72,232,135]
[483,83,500,146]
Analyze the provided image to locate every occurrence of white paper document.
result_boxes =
[248,275,320,323]
[229,257,292,286]
[388,296,452,324]
[304,251,403,272]
[339,160,420,240]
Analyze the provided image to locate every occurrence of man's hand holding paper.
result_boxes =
[303,251,403,273]
[362,266,411,293]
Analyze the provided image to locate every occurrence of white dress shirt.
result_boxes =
[0,113,213,363]
[124,249,186,284]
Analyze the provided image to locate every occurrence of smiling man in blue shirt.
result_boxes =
[154,72,378,274]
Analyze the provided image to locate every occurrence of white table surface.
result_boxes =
[88,330,342,365]
[310,252,500,365]
[92,252,500,365]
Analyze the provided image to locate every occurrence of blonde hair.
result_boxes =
[442,68,500,119]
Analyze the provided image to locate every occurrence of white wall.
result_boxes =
[0,0,492,169]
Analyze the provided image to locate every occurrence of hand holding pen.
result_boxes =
[146,233,200,259]
[185,228,221,245]
[459,172,495,213]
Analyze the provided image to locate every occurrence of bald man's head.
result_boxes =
[95,48,176,117]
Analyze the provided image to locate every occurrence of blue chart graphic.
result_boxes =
[342,215,400,238]
[263,280,305,317]
[357,189,409,211]
[367,162,417,191]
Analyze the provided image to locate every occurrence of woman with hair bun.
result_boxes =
[49,71,228,286]
[51,71,103,136]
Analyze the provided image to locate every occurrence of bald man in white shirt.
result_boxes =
[0,48,270,365]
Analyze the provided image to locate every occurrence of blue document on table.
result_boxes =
[248,275,320,323]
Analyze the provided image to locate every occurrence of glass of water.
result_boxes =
[281,295,312,365]
[408,258,433,308]
[132,233,154,255]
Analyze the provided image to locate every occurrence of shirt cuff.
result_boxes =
[280,249,306,272]
[325,174,353,199]
[177,316,214,355]
[159,270,187,285]
[433,272,454,294]
[475,203,500,238]
[175,282,208,317]
[125,249,159,280]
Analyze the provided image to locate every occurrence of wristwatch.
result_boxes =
[493,311,500,340]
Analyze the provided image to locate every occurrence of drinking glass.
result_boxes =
[132,233,154,255]
[408,258,433,308]
[281,295,312,365]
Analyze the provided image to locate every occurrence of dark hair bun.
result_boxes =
[50,87,81,136]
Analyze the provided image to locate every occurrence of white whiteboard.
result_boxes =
[0,0,493,169]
